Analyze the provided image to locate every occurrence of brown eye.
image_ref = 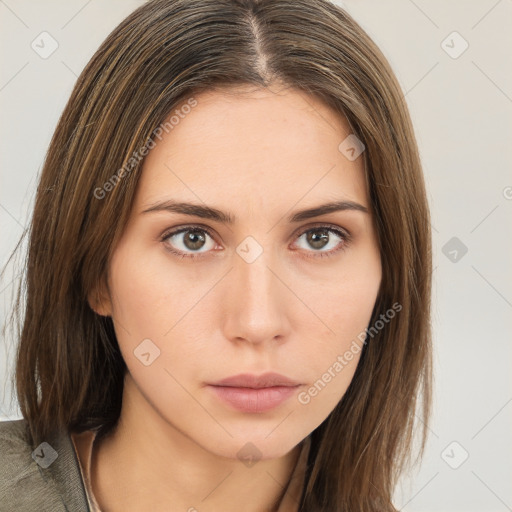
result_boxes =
[182,230,207,250]
[305,229,330,249]
[162,227,216,257]
[293,226,350,258]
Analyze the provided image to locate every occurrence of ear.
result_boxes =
[87,274,113,317]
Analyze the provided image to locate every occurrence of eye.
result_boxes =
[292,225,351,258]
[161,226,217,259]
[160,224,351,260]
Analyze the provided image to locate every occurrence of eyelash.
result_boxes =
[159,224,352,260]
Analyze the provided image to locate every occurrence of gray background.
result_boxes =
[1,1,511,510]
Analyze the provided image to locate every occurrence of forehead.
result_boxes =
[136,85,369,213]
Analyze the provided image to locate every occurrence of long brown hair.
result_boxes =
[3,0,433,510]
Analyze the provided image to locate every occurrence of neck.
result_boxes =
[90,373,307,512]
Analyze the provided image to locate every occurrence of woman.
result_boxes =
[0,0,433,510]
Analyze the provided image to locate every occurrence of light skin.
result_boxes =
[86,83,382,512]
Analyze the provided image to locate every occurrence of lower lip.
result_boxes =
[207,385,299,413]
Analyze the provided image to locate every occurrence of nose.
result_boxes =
[221,245,291,347]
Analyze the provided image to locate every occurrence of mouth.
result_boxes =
[206,372,302,413]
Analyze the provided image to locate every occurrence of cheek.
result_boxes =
[297,249,381,404]
[107,247,211,371]
[309,249,381,345]
[108,246,184,331]
[295,290,374,421]
[107,253,195,401]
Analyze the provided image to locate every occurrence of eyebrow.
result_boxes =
[141,199,369,223]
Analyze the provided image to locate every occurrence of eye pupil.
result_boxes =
[307,229,329,249]
[184,230,206,250]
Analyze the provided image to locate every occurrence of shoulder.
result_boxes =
[0,418,35,481]
[0,417,33,451]
[0,418,89,512]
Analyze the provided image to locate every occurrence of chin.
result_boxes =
[203,429,304,462]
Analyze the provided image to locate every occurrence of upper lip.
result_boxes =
[209,372,301,389]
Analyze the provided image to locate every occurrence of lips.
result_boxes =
[207,372,301,413]
[210,372,301,389]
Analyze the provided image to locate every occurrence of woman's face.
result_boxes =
[94,85,382,460]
